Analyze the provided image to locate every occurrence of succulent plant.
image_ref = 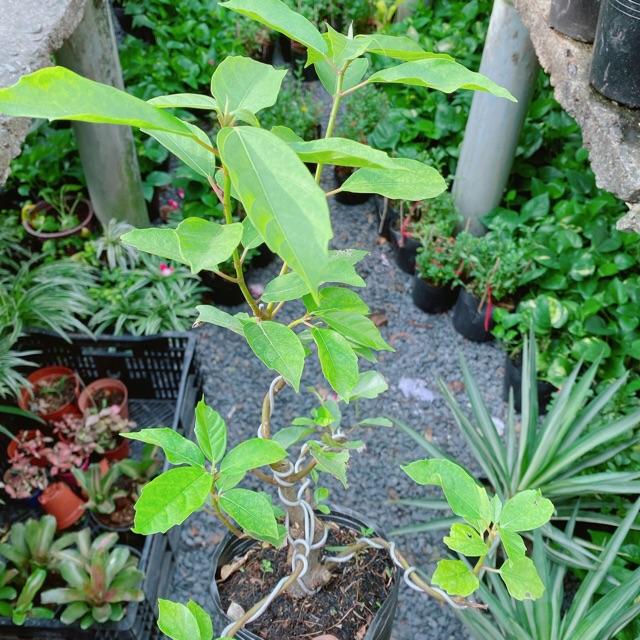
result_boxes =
[0,516,77,577]
[0,561,18,617]
[41,530,144,629]
[74,406,135,455]
[6,568,55,625]
[72,462,127,515]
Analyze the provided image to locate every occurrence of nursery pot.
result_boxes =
[503,355,557,414]
[451,289,494,343]
[22,198,94,240]
[6,429,49,467]
[591,0,640,108]
[38,482,85,530]
[78,377,129,418]
[103,438,131,462]
[412,276,459,314]
[200,270,247,307]
[390,231,420,275]
[18,366,82,422]
[209,508,400,640]
[334,166,371,206]
[550,0,601,42]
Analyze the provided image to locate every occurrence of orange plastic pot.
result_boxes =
[78,378,129,418]
[18,366,81,422]
[38,482,85,530]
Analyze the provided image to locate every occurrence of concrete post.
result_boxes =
[57,0,148,227]
[452,0,539,234]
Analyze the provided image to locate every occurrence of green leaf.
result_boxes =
[499,529,526,560]
[124,428,204,467]
[315,311,393,352]
[273,426,315,449]
[402,459,491,533]
[305,287,370,315]
[195,306,244,335]
[157,600,201,640]
[498,490,554,532]
[262,272,309,303]
[133,467,213,534]
[241,217,264,250]
[444,523,489,556]
[220,0,328,57]
[312,328,359,399]
[315,57,369,95]
[500,556,545,600]
[340,158,446,201]
[287,138,393,169]
[243,320,305,390]
[219,489,279,542]
[217,438,287,491]
[218,127,331,297]
[348,371,389,400]
[144,122,215,178]
[358,416,393,427]
[187,601,213,640]
[0,66,192,134]
[357,34,454,62]
[211,56,287,116]
[368,59,516,101]
[308,442,349,488]
[174,218,243,274]
[148,93,218,110]
[194,398,227,464]
[121,227,182,263]
[432,559,479,597]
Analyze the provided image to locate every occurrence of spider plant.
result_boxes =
[458,498,640,640]
[393,332,640,567]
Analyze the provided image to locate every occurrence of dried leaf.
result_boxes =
[220,550,251,581]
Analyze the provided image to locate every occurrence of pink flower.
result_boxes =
[167,198,179,210]
[159,263,175,277]
[177,189,185,199]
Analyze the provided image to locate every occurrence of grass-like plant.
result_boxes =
[0,1,553,636]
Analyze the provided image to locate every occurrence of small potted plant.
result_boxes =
[413,235,460,314]
[75,406,136,462]
[21,185,93,241]
[334,86,390,205]
[78,377,129,418]
[38,482,86,530]
[1,461,48,503]
[6,429,52,467]
[17,366,82,422]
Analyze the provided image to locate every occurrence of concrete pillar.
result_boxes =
[452,0,539,234]
[57,0,148,227]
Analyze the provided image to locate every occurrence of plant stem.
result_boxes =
[314,69,346,184]
[213,270,238,284]
[212,496,244,538]
[266,261,289,317]
[222,169,262,318]
[340,79,370,99]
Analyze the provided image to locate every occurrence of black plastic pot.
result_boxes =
[334,166,371,206]
[200,271,246,307]
[412,276,458,314]
[248,245,276,270]
[89,510,145,549]
[389,220,420,274]
[210,508,400,640]
[452,289,494,342]
[591,0,640,108]
[503,355,557,414]
[550,0,601,42]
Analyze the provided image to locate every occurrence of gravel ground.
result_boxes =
[168,81,508,640]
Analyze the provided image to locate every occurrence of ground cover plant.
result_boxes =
[0,0,564,637]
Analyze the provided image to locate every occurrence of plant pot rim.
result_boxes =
[78,377,129,415]
[18,366,81,420]
[22,198,94,240]
[209,506,399,640]
[38,481,86,529]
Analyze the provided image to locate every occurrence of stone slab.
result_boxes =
[513,0,640,230]
[0,0,87,185]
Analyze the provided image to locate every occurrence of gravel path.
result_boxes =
[168,81,508,640]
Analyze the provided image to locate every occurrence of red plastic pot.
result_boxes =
[22,198,94,241]
[103,438,130,462]
[7,429,50,467]
[78,378,129,419]
[18,366,82,422]
[38,482,85,530]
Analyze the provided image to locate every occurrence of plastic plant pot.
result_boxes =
[591,0,640,108]
[503,354,557,414]
[6,429,49,467]
[200,271,247,307]
[412,276,459,314]
[451,289,494,343]
[38,482,86,530]
[334,166,371,206]
[22,198,94,241]
[103,438,131,462]
[78,378,129,419]
[209,508,399,640]
[18,366,81,422]
[550,0,601,42]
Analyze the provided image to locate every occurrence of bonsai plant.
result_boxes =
[0,1,529,635]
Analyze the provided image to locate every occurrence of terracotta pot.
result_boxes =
[7,429,50,467]
[78,378,129,419]
[38,482,85,530]
[18,366,81,422]
[103,438,130,462]
[22,197,94,240]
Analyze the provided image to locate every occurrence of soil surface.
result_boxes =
[91,388,125,410]
[30,375,75,413]
[218,527,393,640]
